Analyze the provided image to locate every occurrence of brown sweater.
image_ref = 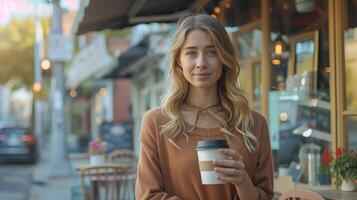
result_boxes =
[135,107,274,200]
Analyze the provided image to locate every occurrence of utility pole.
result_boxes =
[34,1,44,160]
[48,0,69,176]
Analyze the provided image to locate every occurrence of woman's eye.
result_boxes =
[207,50,217,56]
[186,51,197,56]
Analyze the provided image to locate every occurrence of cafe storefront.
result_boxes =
[213,0,357,188]
[75,0,357,190]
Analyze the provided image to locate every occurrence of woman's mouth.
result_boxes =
[193,73,210,77]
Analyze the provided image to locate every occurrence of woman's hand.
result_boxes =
[213,148,247,186]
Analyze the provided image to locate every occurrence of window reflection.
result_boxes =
[268,0,330,185]
[344,30,357,111]
[347,117,357,150]
[233,23,262,112]
[295,40,314,75]
[344,0,357,150]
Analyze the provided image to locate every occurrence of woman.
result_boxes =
[136,14,274,200]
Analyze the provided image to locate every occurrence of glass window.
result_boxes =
[344,1,357,111]
[253,61,262,109]
[345,59,357,110]
[268,0,331,185]
[347,116,357,150]
[344,0,357,150]
[233,22,262,112]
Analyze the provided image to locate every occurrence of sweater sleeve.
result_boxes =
[135,110,181,200]
[253,116,274,200]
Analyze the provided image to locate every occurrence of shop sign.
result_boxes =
[66,35,116,89]
[100,121,133,152]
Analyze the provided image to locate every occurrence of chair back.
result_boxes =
[80,164,129,200]
[108,149,137,164]
[108,149,138,199]
[279,188,324,200]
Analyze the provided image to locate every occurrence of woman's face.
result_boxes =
[179,29,223,90]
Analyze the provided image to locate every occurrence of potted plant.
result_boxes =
[317,148,331,185]
[88,138,108,165]
[329,148,357,191]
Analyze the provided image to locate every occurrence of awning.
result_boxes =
[66,35,117,89]
[103,36,149,79]
[76,0,208,35]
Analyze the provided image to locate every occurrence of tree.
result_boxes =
[0,16,50,90]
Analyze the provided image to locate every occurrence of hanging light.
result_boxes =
[213,6,221,14]
[273,34,286,56]
[224,2,232,9]
[41,58,51,70]
[33,82,42,93]
[324,66,332,73]
[69,89,77,97]
[272,58,281,65]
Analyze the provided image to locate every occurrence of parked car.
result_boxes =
[0,127,37,163]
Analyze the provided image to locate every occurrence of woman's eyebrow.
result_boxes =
[183,46,197,50]
[183,45,215,50]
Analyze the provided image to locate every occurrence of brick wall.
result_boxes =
[113,79,131,122]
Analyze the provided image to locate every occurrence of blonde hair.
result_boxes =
[161,14,258,153]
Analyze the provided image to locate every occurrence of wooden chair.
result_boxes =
[68,152,90,200]
[80,164,129,200]
[108,149,137,164]
[108,149,137,199]
[279,188,324,200]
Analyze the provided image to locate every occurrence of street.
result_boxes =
[0,162,34,200]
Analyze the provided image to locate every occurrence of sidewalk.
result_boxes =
[29,138,71,200]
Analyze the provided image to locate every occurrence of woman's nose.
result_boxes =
[195,54,207,69]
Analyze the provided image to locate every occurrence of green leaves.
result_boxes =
[0,17,49,89]
[329,150,357,187]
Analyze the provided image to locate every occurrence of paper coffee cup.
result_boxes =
[196,140,229,185]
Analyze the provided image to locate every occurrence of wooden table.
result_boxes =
[73,161,136,199]
[68,153,138,199]
[69,153,136,171]
[317,190,357,200]
[295,183,357,200]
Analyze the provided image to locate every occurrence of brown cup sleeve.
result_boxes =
[199,160,215,171]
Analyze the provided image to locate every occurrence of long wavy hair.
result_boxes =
[161,14,258,153]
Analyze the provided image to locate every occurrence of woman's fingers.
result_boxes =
[212,148,247,185]
[213,159,245,170]
[217,176,236,183]
[215,169,246,185]
[219,148,243,161]
[214,167,240,176]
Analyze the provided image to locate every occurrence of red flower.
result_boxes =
[322,149,330,165]
[336,147,343,157]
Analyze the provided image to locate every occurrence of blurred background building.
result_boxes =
[67,0,357,186]
[1,0,357,190]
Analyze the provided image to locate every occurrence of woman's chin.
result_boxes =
[190,83,217,90]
